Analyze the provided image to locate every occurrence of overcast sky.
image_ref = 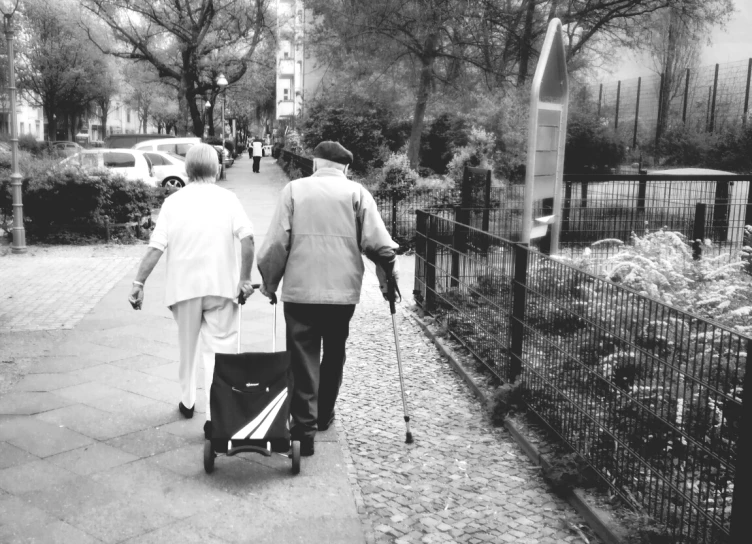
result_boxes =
[601,2,752,81]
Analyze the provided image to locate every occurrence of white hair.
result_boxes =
[185,143,219,183]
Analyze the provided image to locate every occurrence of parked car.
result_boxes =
[104,133,174,149]
[143,151,188,188]
[212,145,234,168]
[50,141,83,157]
[133,137,201,157]
[62,148,159,186]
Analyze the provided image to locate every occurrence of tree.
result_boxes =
[16,0,109,140]
[91,60,119,139]
[83,0,273,136]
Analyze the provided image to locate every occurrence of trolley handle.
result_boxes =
[238,283,277,305]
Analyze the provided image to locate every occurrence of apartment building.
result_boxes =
[275,0,326,128]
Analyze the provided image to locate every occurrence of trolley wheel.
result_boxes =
[291,440,301,475]
[203,440,215,474]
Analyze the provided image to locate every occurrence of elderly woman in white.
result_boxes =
[128,143,255,434]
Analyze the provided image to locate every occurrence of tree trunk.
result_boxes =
[407,36,439,169]
[657,9,677,144]
[517,0,536,86]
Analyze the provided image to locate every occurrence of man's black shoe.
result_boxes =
[318,412,335,431]
[179,402,194,419]
[299,437,314,457]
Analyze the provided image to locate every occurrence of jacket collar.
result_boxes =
[311,167,347,178]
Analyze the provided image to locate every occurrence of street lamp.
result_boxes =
[1,0,24,253]
[216,73,228,181]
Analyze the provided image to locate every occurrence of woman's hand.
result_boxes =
[128,285,144,310]
[237,280,255,302]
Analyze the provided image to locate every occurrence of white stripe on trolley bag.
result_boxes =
[231,388,288,440]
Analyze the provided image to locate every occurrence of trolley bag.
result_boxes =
[203,288,301,474]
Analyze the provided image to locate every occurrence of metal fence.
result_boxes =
[413,210,750,543]
[276,151,752,259]
[593,58,752,148]
[376,174,752,260]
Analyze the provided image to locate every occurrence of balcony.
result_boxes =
[279,59,294,78]
[277,100,295,118]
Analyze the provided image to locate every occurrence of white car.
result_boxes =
[142,151,188,188]
[133,137,201,157]
[62,149,159,186]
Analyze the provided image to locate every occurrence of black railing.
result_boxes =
[414,210,750,544]
[276,151,752,257]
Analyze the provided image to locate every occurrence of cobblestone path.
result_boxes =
[0,245,143,332]
[337,272,595,544]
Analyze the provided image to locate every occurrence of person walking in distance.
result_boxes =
[256,141,400,457]
[128,144,255,435]
[251,136,263,173]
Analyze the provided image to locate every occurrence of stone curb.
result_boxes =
[408,310,626,544]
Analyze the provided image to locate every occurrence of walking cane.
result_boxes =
[385,262,414,444]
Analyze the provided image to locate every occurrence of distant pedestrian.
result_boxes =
[252,136,263,173]
[128,143,256,436]
[257,141,399,457]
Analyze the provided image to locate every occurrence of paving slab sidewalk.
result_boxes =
[0,156,364,544]
[0,156,596,543]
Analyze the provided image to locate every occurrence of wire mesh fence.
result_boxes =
[592,58,752,150]
[413,210,750,544]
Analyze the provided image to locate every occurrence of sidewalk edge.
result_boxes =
[408,310,626,544]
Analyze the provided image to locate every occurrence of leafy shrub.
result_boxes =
[446,126,496,186]
[413,176,454,193]
[565,111,626,173]
[18,135,44,156]
[657,123,714,168]
[1,164,162,241]
[421,113,468,175]
[705,124,752,173]
[376,153,419,201]
[301,97,393,174]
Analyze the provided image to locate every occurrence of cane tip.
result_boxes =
[405,432,414,444]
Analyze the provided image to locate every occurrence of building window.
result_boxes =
[35,120,40,137]
[127,110,131,123]
[284,51,289,59]
[283,89,289,101]
[20,122,24,134]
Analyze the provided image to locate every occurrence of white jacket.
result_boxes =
[257,168,397,304]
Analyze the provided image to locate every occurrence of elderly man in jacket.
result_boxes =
[257,141,399,457]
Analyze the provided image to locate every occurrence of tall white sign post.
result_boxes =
[521,18,569,254]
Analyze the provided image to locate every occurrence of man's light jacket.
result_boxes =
[257,167,398,305]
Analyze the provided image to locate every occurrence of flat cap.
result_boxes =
[312,141,353,165]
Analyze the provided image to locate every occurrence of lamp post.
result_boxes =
[216,73,228,181]
[1,0,24,253]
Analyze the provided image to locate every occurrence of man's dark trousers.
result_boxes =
[253,156,261,173]
[284,302,356,439]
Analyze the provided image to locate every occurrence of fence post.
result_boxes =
[655,72,665,154]
[744,59,752,126]
[637,173,648,212]
[683,68,690,124]
[538,198,554,255]
[391,190,398,239]
[730,338,752,544]
[713,180,730,243]
[451,206,469,288]
[509,244,528,382]
[104,215,110,243]
[745,180,752,227]
[425,214,437,313]
[415,210,427,305]
[614,80,621,130]
[561,181,572,242]
[710,63,720,133]
[692,203,706,260]
[482,169,492,234]
[706,86,713,132]
[581,181,588,209]
[597,83,603,118]
[632,77,641,149]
